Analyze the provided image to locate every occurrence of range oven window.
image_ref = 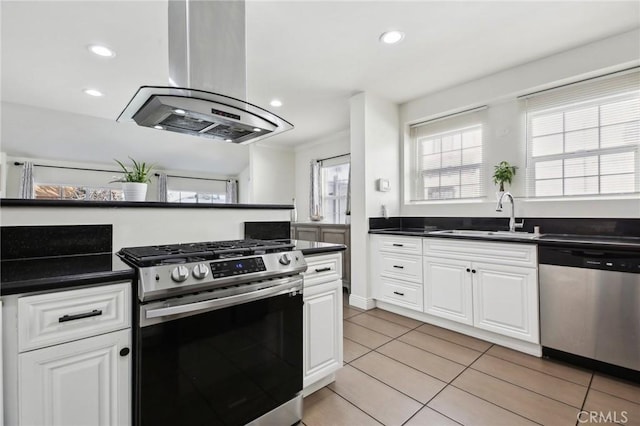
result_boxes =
[138,292,302,426]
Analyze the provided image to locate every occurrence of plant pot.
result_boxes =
[122,182,147,201]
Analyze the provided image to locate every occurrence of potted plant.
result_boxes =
[111,157,154,201]
[493,161,518,193]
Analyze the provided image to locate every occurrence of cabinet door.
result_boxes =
[424,257,473,325]
[303,280,343,388]
[294,226,320,241]
[473,263,539,343]
[19,329,131,426]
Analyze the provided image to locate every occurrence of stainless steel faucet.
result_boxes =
[496,192,524,232]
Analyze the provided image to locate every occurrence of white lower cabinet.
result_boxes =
[19,329,131,426]
[302,252,343,393]
[473,262,538,342]
[423,240,539,344]
[423,257,473,325]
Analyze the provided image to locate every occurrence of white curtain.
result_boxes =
[309,160,323,221]
[157,172,168,202]
[226,179,238,204]
[19,161,34,199]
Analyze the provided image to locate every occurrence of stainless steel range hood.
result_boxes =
[117,0,292,144]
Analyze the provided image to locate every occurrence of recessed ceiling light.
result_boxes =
[270,99,283,107]
[88,44,115,58]
[174,109,186,114]
[253,128,262,132]
[83,88,103,97]
[379,30,405,44]
[154,125,164,130]
[224,138,233,142]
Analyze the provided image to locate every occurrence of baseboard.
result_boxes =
[348,294,376,310]
[376,300,542,357]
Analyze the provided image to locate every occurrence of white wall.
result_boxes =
[0,206,290,249]
[293,130,350,222]
[401,29,640,218]
[0,102,250,176]
[237,165,251,204]
[349,92,400,309]
[248,144,295,204]
[5,155,233,201]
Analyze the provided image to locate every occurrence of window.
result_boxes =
[166,176,227,204]
[410,107,486,201]
[34,184,123,201]
[525,70,640,198]
[167,190,226,204]
[321,162,350,223]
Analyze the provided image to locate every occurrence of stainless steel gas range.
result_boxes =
[118,239,307,426]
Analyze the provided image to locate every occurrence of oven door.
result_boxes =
[136,278,303,426]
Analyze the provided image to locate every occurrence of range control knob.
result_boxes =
[279,253,292,266]
[171,266,189,282]
[192,264,210,279]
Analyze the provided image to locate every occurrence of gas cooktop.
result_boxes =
[118,239,295,267]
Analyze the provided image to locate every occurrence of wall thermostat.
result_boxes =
[376,178,390,192]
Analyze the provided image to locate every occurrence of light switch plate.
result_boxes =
[376,178,390,192]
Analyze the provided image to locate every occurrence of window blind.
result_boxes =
[410,107,487,201]
[524,69,640,198]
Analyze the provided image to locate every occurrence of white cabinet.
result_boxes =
[371,235,424,312]
[303,252,343,394]
[473,262,538,341]
[423,257,473,325]
[4,282,132,426]
[19,329,131,426]
[424,239,539,344]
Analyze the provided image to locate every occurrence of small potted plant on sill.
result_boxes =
[111,157,154,201]
[493,161,518,197]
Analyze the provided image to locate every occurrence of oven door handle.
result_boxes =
[145,280,301,320]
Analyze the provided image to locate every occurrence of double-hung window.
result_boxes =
[524,70,640,198]
[166,176,227,204]
[321,160,350,224]
[410,107,486,201]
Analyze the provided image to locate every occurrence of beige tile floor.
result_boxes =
[302,297,640,426]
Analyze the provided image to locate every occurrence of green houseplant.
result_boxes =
[111,157,154,201]
[492,161,517,192]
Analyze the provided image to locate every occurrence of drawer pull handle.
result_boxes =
[59,309,103,323]
[315,267,332,273]
[393,265,404,269]
[392,244,404,247]
[393,291,405,296]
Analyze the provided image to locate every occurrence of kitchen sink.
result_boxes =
[429,229,539,240]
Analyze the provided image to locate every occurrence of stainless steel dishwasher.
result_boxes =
[539,243,640,378]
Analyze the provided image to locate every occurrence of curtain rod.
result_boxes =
[517,65,639,100]
[154,173,228,183]
[14,162,120,174]
[410,105,488,128]
[318,153,350,163]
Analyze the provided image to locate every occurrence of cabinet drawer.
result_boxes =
[303,253,342,287]
[379,253,422,283]
[374,235,422,255]
[18,282,131,352]
[377,278,423,312]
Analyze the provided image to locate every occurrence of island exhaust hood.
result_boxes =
[117,0,293,144]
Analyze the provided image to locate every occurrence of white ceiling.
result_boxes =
[1,1,639,174]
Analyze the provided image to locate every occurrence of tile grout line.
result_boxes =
[464,365,588,411]
[322,381,387,426]
[411,324,493,352]
[479,352,594,389]
[576,373,595,426]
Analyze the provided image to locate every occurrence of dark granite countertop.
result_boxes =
[0,198,293,210]
[0,253,135,295]
[292,239,347,255]
[369,228,640,250]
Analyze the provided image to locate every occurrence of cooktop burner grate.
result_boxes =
[118,239,295,267]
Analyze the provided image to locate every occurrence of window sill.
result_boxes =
[524,194,640,202]
[407,198,484,205]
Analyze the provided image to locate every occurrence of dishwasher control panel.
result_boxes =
[539,247,640,274]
